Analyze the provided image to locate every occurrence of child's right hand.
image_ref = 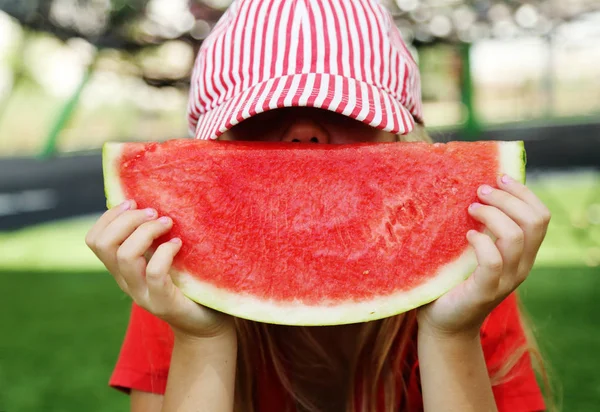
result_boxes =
[85,200,235,341]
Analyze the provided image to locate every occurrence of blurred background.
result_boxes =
[0,0,598,410]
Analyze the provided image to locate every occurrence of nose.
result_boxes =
[281,119,330,144]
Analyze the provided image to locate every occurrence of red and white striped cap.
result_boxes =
[187,0,423,140]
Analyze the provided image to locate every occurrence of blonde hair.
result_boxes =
[230,123,553,412]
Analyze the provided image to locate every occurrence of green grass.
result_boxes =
[521,266,600,411]
[0,271,131,412]
[0,216,104,272]
[0,266,598,411]
[529,172,600,267]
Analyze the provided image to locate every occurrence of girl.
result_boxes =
[85,0,551,411]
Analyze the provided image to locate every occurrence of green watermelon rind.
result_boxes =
[102,140,526,326]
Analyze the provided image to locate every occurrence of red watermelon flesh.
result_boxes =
[103,140,525,325]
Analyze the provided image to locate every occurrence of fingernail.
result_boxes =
[501,174,512,185]
[469,202,481,211]
[159,216,171,225]
[480,185,493,195]
[146,208,157,218]
[170,238,181,244]
[120,200,131,211]
[466,230,477,238]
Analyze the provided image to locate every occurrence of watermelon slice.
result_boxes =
[103,140,525,326]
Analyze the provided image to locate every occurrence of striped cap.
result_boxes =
[187,0,423,140]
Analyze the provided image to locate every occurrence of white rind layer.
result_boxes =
[499,141,526,184]
[103,143,127,208]
[171,248,477,325]
[103,141,526,326]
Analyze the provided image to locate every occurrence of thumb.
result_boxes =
[146,239,232,337]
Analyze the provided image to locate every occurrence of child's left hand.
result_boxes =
[417,174,551,339]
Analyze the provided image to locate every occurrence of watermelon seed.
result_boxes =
[363,270,370,275]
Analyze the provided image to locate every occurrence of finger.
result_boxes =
[85,200,136,248]
[469,203,524,273]
[477,184,547,269]
[113,275,131,296]
[498,175,551,224]
[117,217,174,297]
[145,239,183,317]
[466,230,503,304]
[477,185,535,226]
[94,208,159,268]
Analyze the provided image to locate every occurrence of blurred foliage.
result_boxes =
[0,0,226,50]
[0,0,147,50]
[1,1,599,50]
[385,0,600,44]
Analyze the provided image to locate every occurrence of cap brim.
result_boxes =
[191,73,415,140]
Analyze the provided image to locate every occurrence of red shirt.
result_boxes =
[109,293,545,411]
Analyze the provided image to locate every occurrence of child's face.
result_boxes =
[219,107,397,144]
